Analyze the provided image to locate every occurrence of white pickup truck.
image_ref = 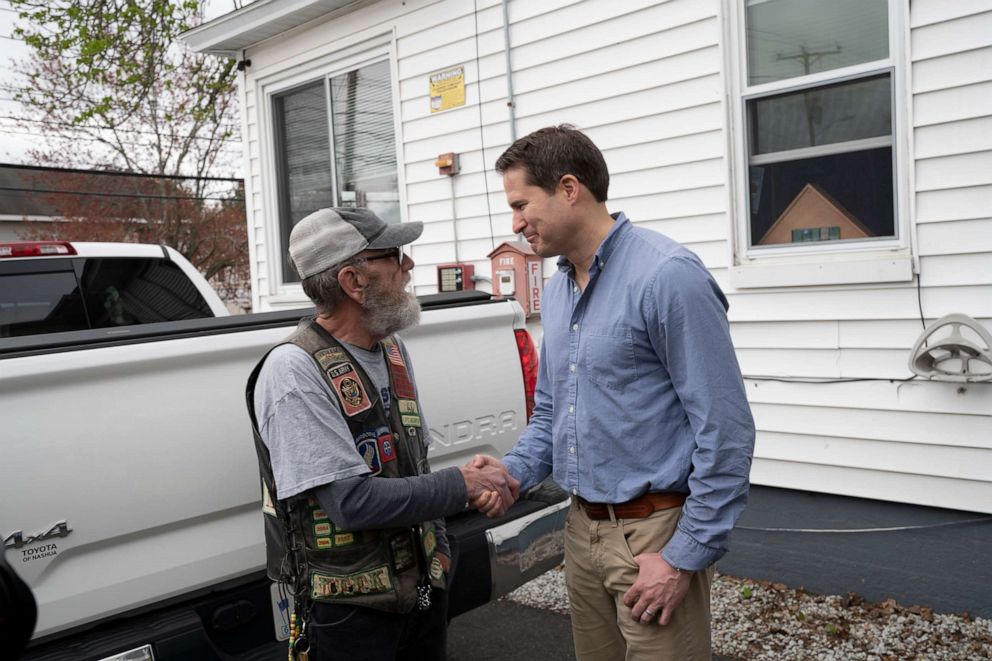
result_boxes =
[0,241,567,661]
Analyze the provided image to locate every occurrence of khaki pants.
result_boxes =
[564,499,713,661]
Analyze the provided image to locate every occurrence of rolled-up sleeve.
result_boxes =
[503,338,555,493]
[646,256,755,571]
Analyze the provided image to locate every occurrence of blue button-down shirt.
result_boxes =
[503,213,755,570]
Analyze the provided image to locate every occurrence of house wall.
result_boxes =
[238,0,992,513]
[735,0,992,513]
[0,218,25,242]
[0,216,54,242]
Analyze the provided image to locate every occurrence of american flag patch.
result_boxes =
[382,338,415,398]
[384,341,405,366]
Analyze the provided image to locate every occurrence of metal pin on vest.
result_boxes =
[417,582,432,611]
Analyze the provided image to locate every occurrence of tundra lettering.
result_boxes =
[432,411,519,447]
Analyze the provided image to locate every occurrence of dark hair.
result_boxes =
[495,124,609,202]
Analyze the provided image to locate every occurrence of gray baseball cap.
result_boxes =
[288,207,423,279]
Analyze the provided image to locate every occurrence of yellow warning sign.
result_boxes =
[429,66,465,113]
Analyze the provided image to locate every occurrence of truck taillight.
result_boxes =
[514,329,538,422]
[0,241,77,257]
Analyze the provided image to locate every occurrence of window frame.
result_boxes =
[725,0,915,288]
[257,32,405,298]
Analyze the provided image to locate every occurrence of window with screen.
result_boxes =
[742,0,895,249]
[274,58,399,283]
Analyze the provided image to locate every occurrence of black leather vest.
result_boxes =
[245,319,445,613]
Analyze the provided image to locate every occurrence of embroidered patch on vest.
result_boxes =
[377,432,397,463]
[311,565,394,600]
[327,363,372,416]
[355,430,383,475]
[313,527,355,549]
[383,340,416,399]
[430,556,444,581]
[397,399,419,415]
[389,533,416,573]
[422,528,437,557]
[315,347,347,369]
[312,509,328,521]
[401,414,422,428]
[261,482,276,517]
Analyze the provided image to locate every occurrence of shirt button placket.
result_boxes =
[567,295,581,493]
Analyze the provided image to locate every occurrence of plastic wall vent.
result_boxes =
[909,313,992,383]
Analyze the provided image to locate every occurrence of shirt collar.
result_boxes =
[556,211,631,274]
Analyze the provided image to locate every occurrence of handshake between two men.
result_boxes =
[458,454,519,518]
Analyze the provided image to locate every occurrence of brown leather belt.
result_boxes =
[577,492,687,520]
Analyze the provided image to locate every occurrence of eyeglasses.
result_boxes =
[360,247,404,267]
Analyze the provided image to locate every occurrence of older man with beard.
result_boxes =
[246,207,518,661]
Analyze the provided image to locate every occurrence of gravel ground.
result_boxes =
[504,566,992,660]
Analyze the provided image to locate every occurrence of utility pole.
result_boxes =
[775,45,842,145]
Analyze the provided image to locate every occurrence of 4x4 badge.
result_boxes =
[3,520,72,549]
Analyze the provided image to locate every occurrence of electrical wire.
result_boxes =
[0,163,242,182]
[0,126,242,149]
[0,115,241,143]
[472,0,496,251]
[916,265,927,332]
[738,515,992,534]
[0,185,243,203]
[743,375,919,384]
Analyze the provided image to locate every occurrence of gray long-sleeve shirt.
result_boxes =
[253,337,465,555]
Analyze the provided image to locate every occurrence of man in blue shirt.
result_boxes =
[483,126,755,659]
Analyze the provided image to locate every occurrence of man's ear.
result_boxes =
[559,174,581,204]
[337,265,367,303]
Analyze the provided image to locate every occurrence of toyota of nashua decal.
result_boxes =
[3,520,72,564]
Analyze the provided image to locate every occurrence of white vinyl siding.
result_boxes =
[731,0,992,513]
[231,0,992,513]
[237,0,729,306]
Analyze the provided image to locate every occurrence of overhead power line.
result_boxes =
[0,185,244,203]
[0,115,242,143]
[0,162,243,183]
[0,126,243,149]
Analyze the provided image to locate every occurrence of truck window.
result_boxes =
[0,268,90,337]
[79,258,213,327]
[0,256,214,337]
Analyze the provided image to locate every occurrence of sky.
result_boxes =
[0,0,243,174]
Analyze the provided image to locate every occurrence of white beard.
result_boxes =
[361,273,421,338]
